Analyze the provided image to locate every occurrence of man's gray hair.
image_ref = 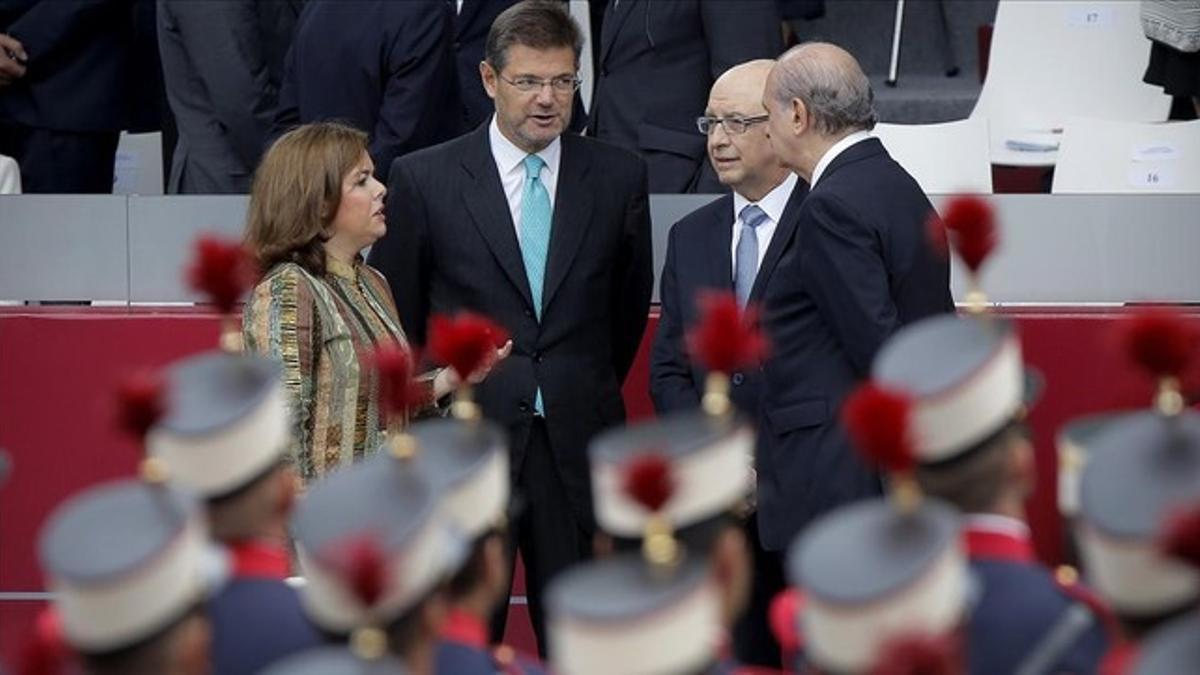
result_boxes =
[771,43,878,135]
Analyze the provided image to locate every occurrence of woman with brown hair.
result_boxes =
[243,122,508,482]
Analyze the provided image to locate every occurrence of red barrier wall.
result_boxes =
[2,306,1198,663]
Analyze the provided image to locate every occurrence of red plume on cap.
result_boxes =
[622,453,675,513]
[186,235,257,314]
[1118,309,1198,381]
[1159,503,1200,569]
[369,343,426,425]
[930,196,996,274]
[116,370,166,442]
[868,632,962,675]
[686,291,768,374]
[842,382,916,475]
[17,607,71,675]
[327,534,391,610]
[428,312,509,380]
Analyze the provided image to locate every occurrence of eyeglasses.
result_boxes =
[696,115,770,135]
[497,74,582,94]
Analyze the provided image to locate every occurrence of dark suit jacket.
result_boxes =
[209,578,321,675]
[158,0,302,193]
[590,0,781,193]
[755,138,954,551]
[366,124,653,525]
[650,181,807,417]
[275,0,462,180]
[0,0,133,132]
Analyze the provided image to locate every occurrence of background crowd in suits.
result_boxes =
[0,0,825,195]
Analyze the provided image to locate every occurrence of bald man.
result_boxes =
[649,59,806,667]
[753,43,954,553]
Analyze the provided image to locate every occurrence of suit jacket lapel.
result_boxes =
[709,195,735,294]
[541,136,593,315]
[749,178,807,302]
[600,0,637,66]
[461,126,536,310]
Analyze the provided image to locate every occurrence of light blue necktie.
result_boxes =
[519,154,552,415]
[734,204,768,307]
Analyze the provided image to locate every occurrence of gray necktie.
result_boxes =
[734,204,768,307]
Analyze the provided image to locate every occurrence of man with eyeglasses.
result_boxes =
[648,59,804,669]
[367,0,652,657]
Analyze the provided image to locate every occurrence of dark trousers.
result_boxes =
[491,418,592,657]
[0,122,119,193]
[732,514,787,668]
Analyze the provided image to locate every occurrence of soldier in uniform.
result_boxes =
[290,448,468,675]
[543,294,769,673]
[857,196,1111,675]
[395,417,545,674]
[1066,309,1200,671]
[146,350,321,674]
[35,473,217,675]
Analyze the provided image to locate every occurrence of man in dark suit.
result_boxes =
[650,59,803,668]
[590,0,782,193]
[367,0,652,655]
[157,0,302,193]
[754,43,954,551]
[0,0,133,193]
[275,0,462,181]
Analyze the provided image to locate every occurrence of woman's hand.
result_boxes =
[432,340,513,398]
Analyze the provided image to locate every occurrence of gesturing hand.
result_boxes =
[0,34,28,86]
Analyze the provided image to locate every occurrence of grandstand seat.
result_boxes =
[1052,118,1200,194]
[873,117,993,193]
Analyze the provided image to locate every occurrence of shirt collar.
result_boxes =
[440,607,489,648]
[810,129,872,187]
[732,172,799,225]
[227,540,291,580]
[963,514,1035,563]
[489,115,561,180]
[325,255,358,281]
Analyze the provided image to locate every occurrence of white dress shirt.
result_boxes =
[489,116,562,237]
[730,172,799,275]
[809,130,872,188]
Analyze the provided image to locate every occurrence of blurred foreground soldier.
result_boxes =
[864,197,1110,675]
[1056,410,1137,570]
[565,294,767,673]
[755,42,953,558]
[786,385,971,674]
[1131,492,1200,675]
[291,448,467,675]
[36,475,216,675]
[649,59,805,666]
[1068,309,1200,672]
[261,646,409,675]
[147,350,320,675]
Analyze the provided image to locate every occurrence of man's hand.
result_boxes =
[0,34,28,86]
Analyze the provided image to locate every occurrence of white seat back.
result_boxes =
[971,0,1172,167]
[1053,118,1200,194]
[113,131,164,195]
[0,154,21,194]
[873,118,993,194]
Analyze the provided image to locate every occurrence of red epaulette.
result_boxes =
[1053,565,1123,642]
[768,587,806,666]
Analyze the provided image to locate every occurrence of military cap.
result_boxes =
[402,417,509,539]
[147,351,289,498]
[38,479,216,653]
[291,453,466,634]
[259,645,408,675]
[1056,411,1135,519]
[589,410,753,539]
[546,552,722,675]
[1076,411,1200,617]
[788,498,969,673]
